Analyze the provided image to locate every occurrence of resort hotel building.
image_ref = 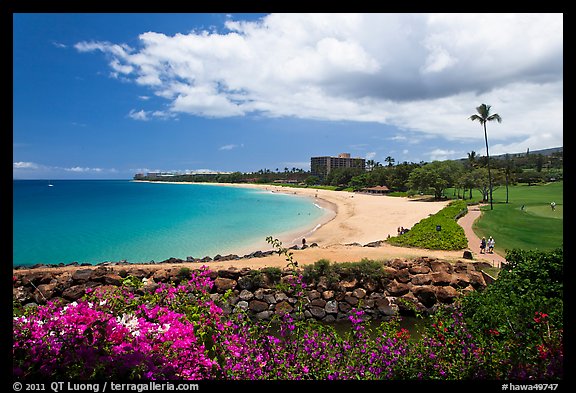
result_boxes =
[311,153,366,178]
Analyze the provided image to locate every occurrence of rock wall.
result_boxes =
[13,257,490,322]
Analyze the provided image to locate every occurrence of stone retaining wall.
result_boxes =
[13,257,490,322]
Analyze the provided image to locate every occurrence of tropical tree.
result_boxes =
[502,153,515,203]
[388,161,421,191]
[467,151,478,169]
[366,159,376,172]
[469,104,502,210]
[366,159,383,171]
[385,156,395,167]
[407,160,461,199]
[460,171,476,200]
[325,167,364,187]
[305,175,320,186]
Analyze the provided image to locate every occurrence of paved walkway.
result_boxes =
[457,204,507,268]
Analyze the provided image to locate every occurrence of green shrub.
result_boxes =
[121,275,143,289]
[245,267,283,288]
[260,267,282,283]
[459,248,563,378]
[303,259,332,282]
[386,200,468,250]
[461,247,563,337]
[303,258,388,285]
[333,258,386,281]
[177,267,191,279]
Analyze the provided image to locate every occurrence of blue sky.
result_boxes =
[13,13,563,179]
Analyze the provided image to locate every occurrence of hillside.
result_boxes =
[458,146,563,162]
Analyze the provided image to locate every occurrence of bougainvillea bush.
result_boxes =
[13,249,563,380]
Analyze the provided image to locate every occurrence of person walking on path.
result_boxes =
[487,236,495,254]
[480,236,487,254]
[456,204,506,268]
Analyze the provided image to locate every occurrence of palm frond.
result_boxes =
[487,114,502,123]
[469,114,484,123]
[476,104,491,118]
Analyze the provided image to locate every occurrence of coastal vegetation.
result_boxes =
[302,258,388,286]
[13,247,563,380]
[386,200,468,250]
[135,147,563,202]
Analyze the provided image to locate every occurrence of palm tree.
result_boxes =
[366,159,375,172]
[469,104,502,210]
[467,151,477,169]
[503,153,515,204]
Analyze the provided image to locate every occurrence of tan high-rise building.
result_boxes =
[310,153,365,178]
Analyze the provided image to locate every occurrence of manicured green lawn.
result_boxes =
[448,182,563,254]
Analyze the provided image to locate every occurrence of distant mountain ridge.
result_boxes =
[460,146,563,161]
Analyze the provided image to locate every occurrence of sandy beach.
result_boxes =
[215,182,450,247]
[16,182,503,275]
[137,180,452,251]
[196,183,488,270]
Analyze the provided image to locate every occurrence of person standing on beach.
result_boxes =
[480,237,486,254]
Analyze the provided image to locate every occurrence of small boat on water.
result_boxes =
[48,180,54,187]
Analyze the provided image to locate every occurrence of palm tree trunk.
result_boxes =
[506,171,509,204]
[484,122,493,210]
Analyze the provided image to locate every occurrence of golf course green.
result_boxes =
[470,181,563,255]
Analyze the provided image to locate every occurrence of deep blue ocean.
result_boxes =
[13,180,327,266]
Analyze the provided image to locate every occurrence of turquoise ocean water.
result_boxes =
[13,180,328,266]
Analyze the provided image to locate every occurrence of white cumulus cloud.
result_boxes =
[64,167,103,172]
[13,161,40,169]
[219,144,244,151]
[128,109,150,121]
[75,13,563,151]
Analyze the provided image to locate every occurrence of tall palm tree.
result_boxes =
[469,104,502,210]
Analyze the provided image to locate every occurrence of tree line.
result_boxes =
[136,148,562,202]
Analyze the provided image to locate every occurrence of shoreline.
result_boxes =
[132,179,451,248]
[132,180,339,256]
[15,181,474,272]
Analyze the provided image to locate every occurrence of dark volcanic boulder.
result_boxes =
[62,284,88,301]
[214,277,237,292]
[71,269,94,283]
[275,301,293,314]
[431,272,453,286]
[249,300,269,313]
[411,273,433,286]
[413,286,437,308]
[435,286,459,304]
[387,281,410,296]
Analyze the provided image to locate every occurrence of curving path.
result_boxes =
[457,204,506,268]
